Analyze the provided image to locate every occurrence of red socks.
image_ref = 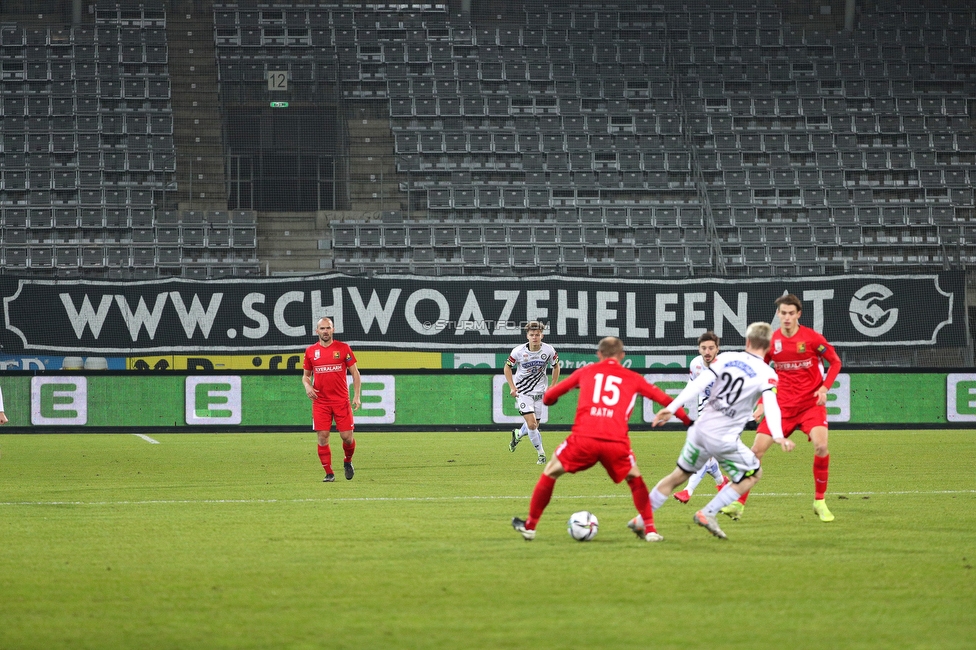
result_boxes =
[526,474,556,530]
[627,476,656,533]
[317,444,333,474]
[342,439,356,463]
[814,454,830,500]
[735,454,830,504]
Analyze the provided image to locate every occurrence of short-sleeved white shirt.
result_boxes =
[687,354,711,421]
[506,342,558,396]
[694,351,778,442]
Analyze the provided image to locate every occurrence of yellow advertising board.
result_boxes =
[127,351,442,371]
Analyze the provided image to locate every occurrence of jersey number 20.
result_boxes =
[592,373,622,405]
[714,373,745,405]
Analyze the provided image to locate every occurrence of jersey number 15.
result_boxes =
[592,373,623,406]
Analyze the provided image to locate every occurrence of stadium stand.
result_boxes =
[2,0,975,278]
[0,0,258,279]
[253,0,973,278]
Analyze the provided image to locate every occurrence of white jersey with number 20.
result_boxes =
[690,351,779,441]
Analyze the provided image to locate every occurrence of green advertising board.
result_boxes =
[0,371,967,431]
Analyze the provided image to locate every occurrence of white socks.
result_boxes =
[650,488,668,512]
[686,468,705,495]
[527,428,544,455]
[704,484,740,516]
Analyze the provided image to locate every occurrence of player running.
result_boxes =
[642,322,795,540]
[672,332,729,504]
[721,294,842,523]
[303,317,361,482]
[511,337,692,543]
[505,321,560,464]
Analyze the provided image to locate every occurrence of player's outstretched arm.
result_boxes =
[651,408,673,427]
[762,391,794,452]
[641,382,693,426]
[656,371,715,422]
[550,360,561,387]
[543,368,579,405]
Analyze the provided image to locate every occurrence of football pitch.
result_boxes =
[0,429,973,650]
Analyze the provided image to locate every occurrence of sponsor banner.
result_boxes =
[947,373,976,422]
[0,354,126,371]
[0,273,964,353]
[0,371,956,429]
[125,351,439,371]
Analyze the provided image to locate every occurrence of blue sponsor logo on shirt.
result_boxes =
[724,359,757,377]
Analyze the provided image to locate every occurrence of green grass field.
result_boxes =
[0,429,974,650]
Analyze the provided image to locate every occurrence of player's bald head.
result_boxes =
[597,336,625,360]
[317,317,334,328]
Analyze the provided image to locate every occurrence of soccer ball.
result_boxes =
[567,511,599,541]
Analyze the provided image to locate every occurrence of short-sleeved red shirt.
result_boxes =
[303,340,357,403]
[543,358,690,442]
[765,325,841,415]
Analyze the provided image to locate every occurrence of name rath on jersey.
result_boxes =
[590,406,614,417]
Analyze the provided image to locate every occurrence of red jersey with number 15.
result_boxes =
[304,340,357,403]
[543,357,691,442]
[765,324,841,415]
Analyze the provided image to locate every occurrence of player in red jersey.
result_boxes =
[721,294,842,522]
[303,317,361,482]
[512,337,692,543]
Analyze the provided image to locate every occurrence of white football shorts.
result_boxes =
[675,423,760,483]
[516,393,545,420]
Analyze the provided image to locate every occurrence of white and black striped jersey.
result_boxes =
[506,343,559,396]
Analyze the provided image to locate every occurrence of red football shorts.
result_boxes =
[757,404,828,440]
[554,434,636,484]
[312,400,354,432]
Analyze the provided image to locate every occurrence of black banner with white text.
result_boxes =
[0,273,964,353]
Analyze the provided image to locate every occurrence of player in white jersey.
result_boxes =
[672,332,729,504]
[505,321,560,464]
[634,322,794,540]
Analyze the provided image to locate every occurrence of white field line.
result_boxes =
[0,489,973,508]
[133,434,160,444]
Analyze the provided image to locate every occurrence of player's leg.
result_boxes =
[510,395,534,453]
[313,403,336,481]
[529,450,566,524]
[630,433,702,536]
[651,431,706,508]
[697,441,762,539]
[722,427,777,517]
[524,406,546,463]
[809,423,834,522]
[706,457,728,489]
[599,445,663,542]
[509,420,529,452]
[675,460,712,503]
[335,402,356,480]
[316,430,335,481]
[652,466,694,506]
[513,442,572,540]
